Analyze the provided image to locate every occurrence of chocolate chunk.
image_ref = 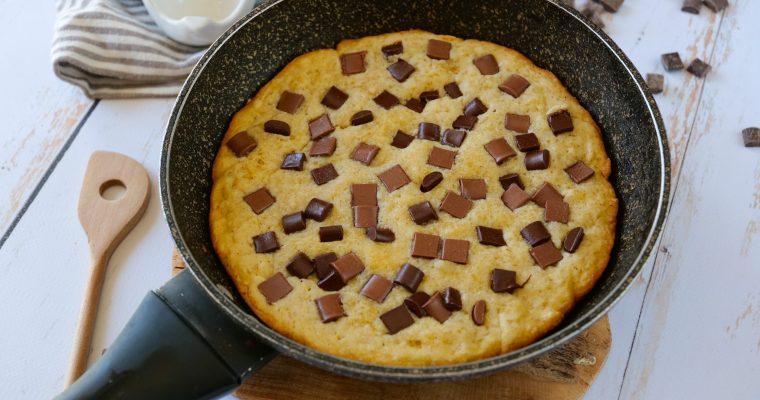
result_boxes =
[404,292,430,317]
[743,127,760,147]
[473,54,499,75]
[420,171,444,192]
[264,120,290,136]
[532,182,564,207]
[646,73,664,94]
[452,115,477,130]
[417,122,441,141]
[547,110,573,134]
[476,226,506,247]
[599,0,623,12]
[420,90,439,103]
[484,138,516,165]
[409,201,438,225]
[311,163,339,185]
[353,206,378,228]
[582,2,604,18]
[331,252,365,282]
[525,150,550,170]
[491,269,524,293]
[441,239,469,264]
[661,52,685,71]
[559,0,575,7]
[377,164,411,192]
[243,187,275,214]
[441,129,467,147]
[521,221,551,246]
[351,183,377,206]
[351,110,374,126]
[315,293,345,322]
[427,39,452,60]
[380,305,415,334]
[282,211,307,234]
[350,142,380,165]
[681,0,701,13]
[258,272,292,303]
[366,227,395,242]
[280,152,306,171]
[394,263,424,292]
[442,287,462,311]
[422,292,452,323]
[286,252,313,278]
[381,41,403,57]
[373,90,400,109]
[463,98,487,117]
[411,232,440,259]
[317,271,346,291]
[360,274,393,303]
[309,137,337,157]
[439,191,473,219]
[565,161,595,183]
[515,133,540,152]
[564,227,585,253]
[545,200,570,224]
[391,130,414,148]
[321,86,348,109]
[304,198,333,221]
[530,241,563,268]
[505,113,531,133]
[471,300,486,326]
[444,82,462,98]
[387,59,415,82]
[499,74,531,98]
[687,58,711,78]
[427,146,457,169]
[340,51,366,75]
[309,114,335,140]
[499,173,524,190]
[405,98,425,113]
[502,183,531,211]
[276,91,304,114]
[226,131,257,157]
[703,0,728,12]
[253,231,279,253]
[319,225,343,242]
[314,252,338,279]
[459,178,487,200]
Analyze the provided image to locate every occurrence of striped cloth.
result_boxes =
[52,0,208,98]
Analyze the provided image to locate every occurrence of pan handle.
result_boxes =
[56,269,277,400]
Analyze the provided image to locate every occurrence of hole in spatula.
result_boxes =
[99,179,126,201]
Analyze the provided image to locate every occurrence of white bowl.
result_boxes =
[143,0,256,46]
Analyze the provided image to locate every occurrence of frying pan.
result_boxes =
[58,0,669,398]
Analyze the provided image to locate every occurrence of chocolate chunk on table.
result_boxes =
[405,98,424,113]
[377,164,411,192]
[491,269,524,294]
[547,110,573,134]
[484,138,516,165]
[471,300,486,326]
[545,200,570,224]
[366,227,395,242]
[309,137,337,157]
[311,163,339,185]
[226,131,257,157]
[309,114,335,140]
[286,252,313,278]
[331,252,365,283]
[505,113,531,133]
[351,183,377,206]
[661,52,685,71]
[420,90,439,103]
[427,39,452,60]
[441,129,467,147]
[444,82,462,98]
[391,130,414,149]
[703,0,728,12]
[499,74,531,98]
[350,142,380,165]
[353,205,378,228]
[427,146,457,169]
[276,91,304,114]
[244,187,275,214]
[404,292,430,317]
[394,263,424,292]
[253,231,279,253]
[442,287,462,311]
[439,191,473,219]
[351,110,374,126]
[681,0,701,14]
[417,122,441,141]
[381,41,403,57]
[264,120,290,136]
[258,272,292,303]
[282,211,307,234]
[340,51,366,75]
[452,114,477,130]
[646,73,664,94]
[304,198,333,221]
[314,252,338,279]
[499,173,524,190]
[687,58,711,78]
[565,160,595,183]
[409,201,438,225]
[525,149,550,170]
[317,271,346,292]
[521,221,551,246]
[422,292,452,323]
[315,293,345,323]
[532,182,564,207]
[473,54,499,75]
[441,239,469,264]
[460,178,486,200]
[387,59,415,82]
[420,171,443,192]
[380,304,415,334]
[476,226,506,247]
[564,227,585,253]
[743,127,760,147]
[319,225,343,242]
[321,86,348,110]
[530,241,563,268]
[464,98,488,117]
[360,274,394,303]
[598,0,623,12]
[515,133,540,152]
[502,183,530,211]
[280,152,306,171]
[411,232,440,259]
[373,90,400,109]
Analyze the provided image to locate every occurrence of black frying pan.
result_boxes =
[58,0,669,399]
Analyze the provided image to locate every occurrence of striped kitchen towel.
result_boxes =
[52,0,207,99]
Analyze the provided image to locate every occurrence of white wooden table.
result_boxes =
[1,1,758,399]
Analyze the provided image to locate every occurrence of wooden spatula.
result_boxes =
[66,151,151,385]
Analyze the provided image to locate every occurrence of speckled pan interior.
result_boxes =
[160,0,669,382]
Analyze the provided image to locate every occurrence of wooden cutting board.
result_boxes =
[171,250,611,400]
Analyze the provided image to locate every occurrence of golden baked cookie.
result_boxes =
[209,30,617,366]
